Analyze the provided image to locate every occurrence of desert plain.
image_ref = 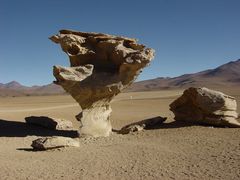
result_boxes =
[0,88,239,180]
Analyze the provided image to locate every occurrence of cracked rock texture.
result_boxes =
[170,87,240,127]
[50,30,154,137]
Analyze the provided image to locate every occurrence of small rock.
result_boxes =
[120,116,167,134]
[142,116,167,129]
[120,124,144,134]
[25,116,73,130]
[31,137,80,150]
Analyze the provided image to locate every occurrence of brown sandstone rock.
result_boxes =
[25,116,73,130]
[31,137,80,150]
[50,30,154,137]
[170,87,240,127]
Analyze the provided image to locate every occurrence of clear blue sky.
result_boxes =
[0,0,240,86]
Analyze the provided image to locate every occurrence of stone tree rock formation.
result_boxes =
[170,87,240,127]
[50,30,154,137]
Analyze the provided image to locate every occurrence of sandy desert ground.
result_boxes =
[0,89,239,180]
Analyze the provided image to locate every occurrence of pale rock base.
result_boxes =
[76,105,112,137]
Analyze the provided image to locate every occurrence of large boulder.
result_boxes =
[25,116,73,130]
[50,30,154,137]
[170,87,240,127]
[31,137,80,150]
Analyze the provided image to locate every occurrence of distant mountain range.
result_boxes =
[0,59,240,96]
[0,82,64,97]
[127,59,240,92]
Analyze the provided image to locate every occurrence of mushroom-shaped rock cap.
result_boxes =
[50,30,155,137]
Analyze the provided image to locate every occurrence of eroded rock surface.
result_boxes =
[50,30,154,137]
[25,116,73,130]
[170,87,240,127]
[31,137,80,150]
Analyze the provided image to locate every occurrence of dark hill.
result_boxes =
[1,59,240,96]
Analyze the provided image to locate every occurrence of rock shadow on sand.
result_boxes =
[115,116,195,134]
[0,119,78,138]
[148,120,195,129]
[116,116,232,135]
